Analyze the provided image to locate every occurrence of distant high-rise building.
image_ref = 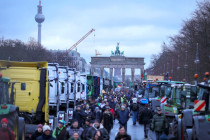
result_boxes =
[35,0,45,46]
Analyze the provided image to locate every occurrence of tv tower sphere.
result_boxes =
[35,13,45,23]
[35,1,45,23]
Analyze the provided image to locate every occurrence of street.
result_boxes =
[109,118,155,140]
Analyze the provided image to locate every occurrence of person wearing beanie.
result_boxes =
[117,105,129,131]
[37,125,56,140]
[52,120,69,140]
[30,124,43,140]
[86,119,109,140]
[0,118,15,140]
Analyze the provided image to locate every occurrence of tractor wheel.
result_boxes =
[173,119,178,139]
[18,117,25,140]
[1,111,20,140]
[192,126,198,140]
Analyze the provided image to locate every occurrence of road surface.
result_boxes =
[109,118,155,140]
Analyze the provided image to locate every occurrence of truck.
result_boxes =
[0,73,25,140]
[0,61,50,137]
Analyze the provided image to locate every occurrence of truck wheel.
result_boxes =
[18,117,25,140]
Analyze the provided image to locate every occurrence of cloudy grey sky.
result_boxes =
[0,0,203,69]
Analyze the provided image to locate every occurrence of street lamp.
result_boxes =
[177,55,181,80]
[184,48,188,81]
[194,43,200,73]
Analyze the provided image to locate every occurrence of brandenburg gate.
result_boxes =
[90,43,145,84]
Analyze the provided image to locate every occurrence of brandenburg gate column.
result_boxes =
[100,67,104,80]
[131,68,135,82]
[91,66,95,75]
[122,68,125,83]
[109,68,113,84]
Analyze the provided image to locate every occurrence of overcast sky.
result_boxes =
[0,0,203,69]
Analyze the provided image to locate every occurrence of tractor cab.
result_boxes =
[0,74,10,105]
[191,73,210,140]
[0,73,25,139]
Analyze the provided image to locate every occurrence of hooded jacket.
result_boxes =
[30,130,43,140]
[151,113,169,132]
[0,127,15,140]
[52,125,69,140]
[68,126,84,138]
[115,133,131,140]
[118,110,129,125]
[86,124,109,140]
[37,133,56,140]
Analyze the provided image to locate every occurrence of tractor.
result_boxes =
[0,73,25,140]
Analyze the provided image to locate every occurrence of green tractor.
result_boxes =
[174,72,210,140]
[0,73,25,140]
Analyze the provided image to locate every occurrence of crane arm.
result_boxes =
[66,29,95,54]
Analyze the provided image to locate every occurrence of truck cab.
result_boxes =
[80,74,87,100]
[48,63,60,115]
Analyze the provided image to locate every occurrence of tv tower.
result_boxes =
[35,0,45,46]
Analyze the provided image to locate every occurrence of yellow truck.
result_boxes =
[0,60,49,138]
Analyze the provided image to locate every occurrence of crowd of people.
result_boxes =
[0,91,171,140]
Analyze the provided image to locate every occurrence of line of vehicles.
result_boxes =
[0,60,107,139]
[135,73,210,140]
[1,59,209,140]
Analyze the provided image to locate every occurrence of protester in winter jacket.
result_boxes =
[151,108,169,140]
[91,101,100,112]
[82,119,91,140]
[99,101,106,109]
[118,105,129,131]
[0,118,15,140]
[138,103,146,124]
[37,125,56,140]
[102,106,113,134]
[86,119,109,140]
[115,126,131,140]
[92,130,103,140]
[73,106,86,127]
[141,104,153,139]
[109,98,116,111]
[68,120,84,138]
[85,105,94,120]
[30,124,43,140]
[93,107,102,122]
[130,98,139,125]
[52,120,69,140]
[115,100,121,119]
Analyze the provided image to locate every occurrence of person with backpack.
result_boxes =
[130,97,139,125]
[52,120,69,140]
[0,118,15,140]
